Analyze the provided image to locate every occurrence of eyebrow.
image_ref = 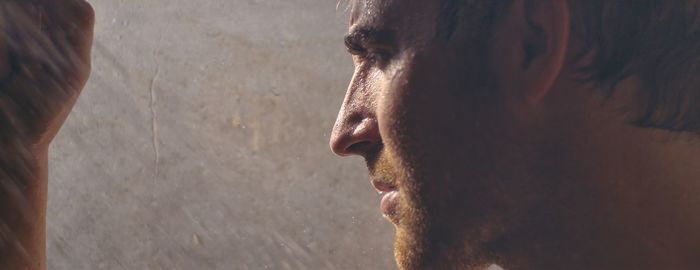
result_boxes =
[344,26,397,51]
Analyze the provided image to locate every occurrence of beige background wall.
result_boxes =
[47,0,396,269]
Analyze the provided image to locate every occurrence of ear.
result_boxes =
[491,0,570,104]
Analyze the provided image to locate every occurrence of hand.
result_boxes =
[0,0,94,153]
[0,1,94,269]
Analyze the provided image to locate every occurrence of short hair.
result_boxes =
[345,0,700,133]
[465,0,700,133]
[568,1,700,133]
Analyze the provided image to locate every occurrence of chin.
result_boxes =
[394,232,494,270]
[390,187,498,270]
[394,226,499,270]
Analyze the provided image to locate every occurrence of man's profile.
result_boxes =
[331,0,700,269]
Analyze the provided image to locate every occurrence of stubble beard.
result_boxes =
[373,148,495,270]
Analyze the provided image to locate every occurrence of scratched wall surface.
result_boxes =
[46,0,397,269]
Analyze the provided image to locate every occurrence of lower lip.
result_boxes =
[380,190,399,219]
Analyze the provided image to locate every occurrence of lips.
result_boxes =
[380,190,399,218]
[371,178,397,193]
[371,178,400,224]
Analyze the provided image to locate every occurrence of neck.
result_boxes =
[498,86,700,269]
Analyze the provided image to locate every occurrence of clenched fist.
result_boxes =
[0,0,94,148]
[0,1,94,269]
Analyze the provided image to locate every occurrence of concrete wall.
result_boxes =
[47,0,396,269]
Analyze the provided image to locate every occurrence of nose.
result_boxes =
[331,65,381,157]
[330,114,381,158]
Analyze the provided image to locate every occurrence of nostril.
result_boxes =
[330,117,380,157]
[330,131,380,157]
[330,133,354,157]
[345,140,375,155]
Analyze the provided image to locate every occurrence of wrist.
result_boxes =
[2,140,50,270]
[31,143,50,165]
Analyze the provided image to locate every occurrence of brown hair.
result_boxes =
[568,1,700,132]
[445,0,700,132]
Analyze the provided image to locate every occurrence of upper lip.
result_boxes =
[371,177,397,193]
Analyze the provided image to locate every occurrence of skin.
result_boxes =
[330,0,700,269]
[0,1,94,269]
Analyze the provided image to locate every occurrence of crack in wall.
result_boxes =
[150,35,164,179]
[149,66,161,178]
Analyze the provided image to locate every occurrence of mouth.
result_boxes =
[371,178,400,224]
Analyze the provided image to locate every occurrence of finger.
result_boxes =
[0,0,95,142]
[0,4,66,130]
[0,36,9,83]
[0,1,90,96]
[1,0,95,90]
[0,2,29,82]
[0,3,68,80]
[34,0,94,69]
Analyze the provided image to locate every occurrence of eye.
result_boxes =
[345,36,365,56]
[347,47,390,66]
[365,50,390,65]
[344,34,393,67]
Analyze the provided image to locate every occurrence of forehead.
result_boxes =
[349,0,441,33]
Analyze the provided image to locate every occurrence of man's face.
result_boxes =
[332,0,554,269]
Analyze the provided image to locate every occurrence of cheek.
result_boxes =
[378,53,476,164]
[376,49,514,201]
[376,54,476,193]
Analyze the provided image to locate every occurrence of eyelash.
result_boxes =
[348,47,389,65]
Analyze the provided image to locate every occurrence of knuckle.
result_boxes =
[48,0,95,26]
[80,1,95,24]
[71,0,95,26]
